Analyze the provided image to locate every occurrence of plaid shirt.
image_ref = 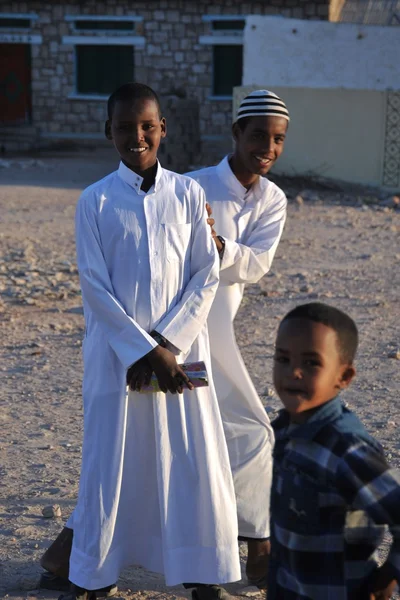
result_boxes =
[269,397,400,600]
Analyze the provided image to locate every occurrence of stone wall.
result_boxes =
[1,0,330,168]
[158,96,200,172]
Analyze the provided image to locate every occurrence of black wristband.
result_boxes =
[150,330,168,348]
[216,235,225,259]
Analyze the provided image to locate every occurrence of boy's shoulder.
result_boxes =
[327,406,383,453]
[187,164,287,210]
[250,175,287,214]
[272,403,386,492]
[161,167,206,196]
[184,165,222,202]
[79,170,119,201]
[263,178,287,205]
[185,164,218,183]
[273,402,383,459]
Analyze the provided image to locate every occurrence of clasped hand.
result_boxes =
[206,202,224,253]
[127,346,194,394]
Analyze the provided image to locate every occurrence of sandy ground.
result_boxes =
[0,153,399,599]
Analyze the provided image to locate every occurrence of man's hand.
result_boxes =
[206,202,215,231]
[366,563,397,599]
[206,203,224,253]
[126,357,153,392]
[146,346,194,394]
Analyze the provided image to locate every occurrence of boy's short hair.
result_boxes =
[236,117,251,132]
[281,302,358,363]
[107,82,162,120]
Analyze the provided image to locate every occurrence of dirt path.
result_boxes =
[1,156,399,599]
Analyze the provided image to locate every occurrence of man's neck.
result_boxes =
[228,155,259,191]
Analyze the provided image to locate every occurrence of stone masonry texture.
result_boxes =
[0,0,330,170]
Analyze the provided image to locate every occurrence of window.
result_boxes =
[65,15,142,34]
[75,20,135,31]
[200,16,246,99]
[0,18,30,28]
[0,13,38,30]
[76,45,134,95]
[212,20,245,31]
[213,45,243,97]
[62,15,144,99]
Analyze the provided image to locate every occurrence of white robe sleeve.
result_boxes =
[220,191,287,285]
[75,191,158,370]
[155,185,220,354]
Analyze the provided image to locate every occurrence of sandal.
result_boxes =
[192,585,234,600]
[58,585,96,600]
[247,572,268,590]
[39,571,70,592]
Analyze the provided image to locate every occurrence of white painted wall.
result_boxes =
[243,16,400,91]
[234,85,387,186]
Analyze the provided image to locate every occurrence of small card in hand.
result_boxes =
[138,361,209,393]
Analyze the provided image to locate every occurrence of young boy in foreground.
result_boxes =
[269,302,400,600]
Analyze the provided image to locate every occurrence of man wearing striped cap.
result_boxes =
[187,90,290,594]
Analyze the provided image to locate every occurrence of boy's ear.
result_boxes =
[105,120,112,141]
[232,122,240,143]
[338,364,356,390]
[160,117,167,138]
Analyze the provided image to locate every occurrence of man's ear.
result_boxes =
[338,364,356,390]
[160,117,167,138]
[105,120,112,141]
[232,122,240,143]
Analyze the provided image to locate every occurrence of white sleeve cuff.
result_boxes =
[109,323,158,370]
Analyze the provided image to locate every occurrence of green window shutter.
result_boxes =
[76,45,134,95]
[75,21,134,31]
[212,20,245,31]
[213,45,243,97]
[0,18,31,28]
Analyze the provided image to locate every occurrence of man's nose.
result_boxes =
[265,138,275,155]
[132,128,144,142]
[258,139,274,157]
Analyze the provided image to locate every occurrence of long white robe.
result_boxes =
[188,156,287,539]
[69,161,241,590]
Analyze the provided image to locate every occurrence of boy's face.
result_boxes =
[106,98,166,172]
[232,115,287,177]
[273,318,355,423]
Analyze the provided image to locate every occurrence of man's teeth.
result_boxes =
[255,155,270,163]
[130,148,147,153]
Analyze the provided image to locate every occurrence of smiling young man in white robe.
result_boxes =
[55,83,241,600]
[187,90,290,589]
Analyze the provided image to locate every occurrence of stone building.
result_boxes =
[0,0,330,170]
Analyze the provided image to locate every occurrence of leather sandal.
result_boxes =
[191,585,234,600]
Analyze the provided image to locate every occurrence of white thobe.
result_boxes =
[69,161,241,590]
[187,156,287,539]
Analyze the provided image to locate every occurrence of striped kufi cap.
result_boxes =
[236,89,290,122]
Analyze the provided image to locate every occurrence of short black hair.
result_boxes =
[236,117,251,132]
[280,302,358,363]
[107,82,162,120]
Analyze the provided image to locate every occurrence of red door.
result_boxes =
[0,44,32,125]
